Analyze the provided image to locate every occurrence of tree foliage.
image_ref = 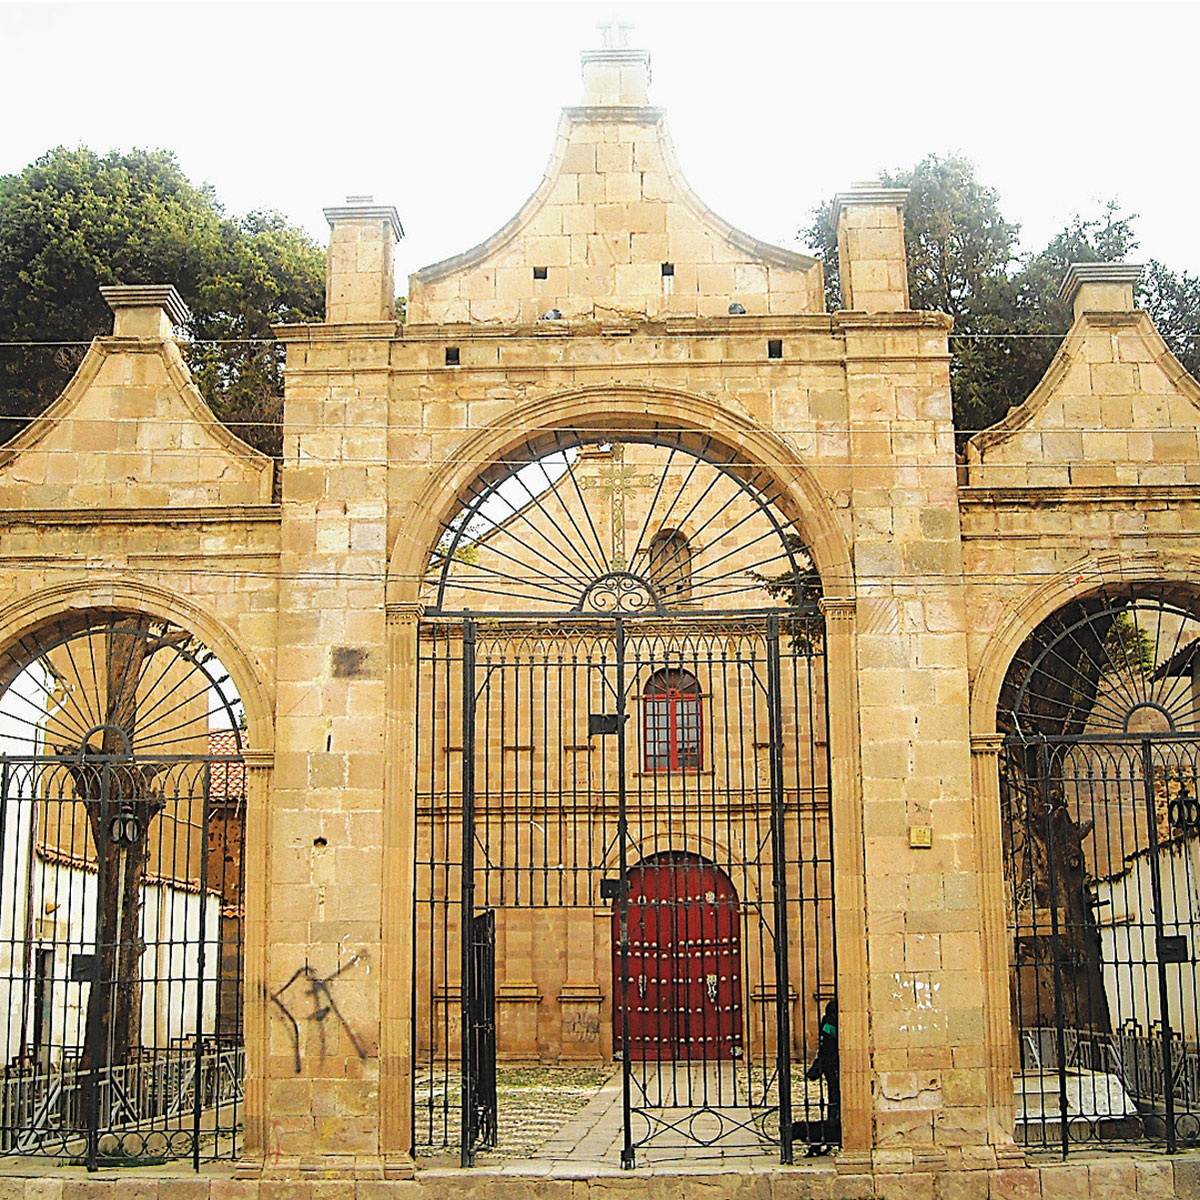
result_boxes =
[803,155,1200,436]
[0,146,325,454]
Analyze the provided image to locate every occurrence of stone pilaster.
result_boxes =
[240,751,274,1163]
[832,184,910,313]
[971,734,1022,1156]
[324,196,404,324]
[264,320,392,1171]
[381,603,421,1176]
[841,310,991,1151]
[821,594,871,1150]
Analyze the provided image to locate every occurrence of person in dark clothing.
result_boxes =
[791,998,840,1155]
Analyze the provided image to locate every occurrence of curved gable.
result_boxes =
[0,334,274,509]
[966,310,1200,490]
[407,45,823,324]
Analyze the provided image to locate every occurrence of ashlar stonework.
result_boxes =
[0,32,1196,1200]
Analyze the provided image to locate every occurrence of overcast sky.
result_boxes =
[3,1,1198,287]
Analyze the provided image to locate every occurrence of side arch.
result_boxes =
[970,552,1200,738]
[0,577,275,754]
[386,383,854,606]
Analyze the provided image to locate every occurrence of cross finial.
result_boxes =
[597,21,633,49]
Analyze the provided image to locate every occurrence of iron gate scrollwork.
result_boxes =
[0,615,246,1168]
[414,435,837,1167]
[1001,593,1200,1155]
[415,611,837,1166]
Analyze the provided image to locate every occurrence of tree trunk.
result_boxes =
[1000,599,1120,1040]
[67,620,175,1071]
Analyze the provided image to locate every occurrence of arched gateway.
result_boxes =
[0,610,247,1167]
[412,433,838,1166]
[998,587,1200,1152]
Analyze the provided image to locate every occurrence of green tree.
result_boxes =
[0,146,325,454]
[803,156,1200,435]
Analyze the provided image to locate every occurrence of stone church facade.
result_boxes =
[0,32,1196,1200]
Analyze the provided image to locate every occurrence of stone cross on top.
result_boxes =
[597,21,633,49]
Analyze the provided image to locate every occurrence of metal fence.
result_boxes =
[0,754,246,1167]
[1004,734,1200,1154]
[415,612,837,1167]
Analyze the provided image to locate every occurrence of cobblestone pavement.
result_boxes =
[415,1064,835,1170]
[414,1065,617,1164]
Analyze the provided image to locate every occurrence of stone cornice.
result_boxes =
[396,314,838,339]
[562,104,664,125]
[101,283,191,326]
[323,203,404,240]
[833,310,953,333]
[272,321,400,342]
[1057,261,1143,304]
[0,505,281,525]
[959,485,1200,507]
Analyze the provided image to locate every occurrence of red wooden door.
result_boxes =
[614,853,742,1060]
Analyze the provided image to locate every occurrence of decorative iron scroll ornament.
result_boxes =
[1003,595,1200,739]
[0,612,244,757]
[425,436,820,616]
[575,571,663,614]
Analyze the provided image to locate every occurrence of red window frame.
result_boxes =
[643,670,702,771]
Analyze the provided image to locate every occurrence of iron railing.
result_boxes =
[415,611,837,1167]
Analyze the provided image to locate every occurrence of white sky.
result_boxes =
[2,0,1199,285]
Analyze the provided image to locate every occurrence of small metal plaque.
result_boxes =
[909,825,933,850]
[589,713,620,736]
[1158,935,1190,964]
[599,877,627,900]
[70,953,99,982]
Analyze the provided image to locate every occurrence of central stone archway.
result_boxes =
[393,407,850,1168]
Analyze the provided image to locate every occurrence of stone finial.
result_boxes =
[1058,262,1143,321]
[100,284,191,338]
[322,195,404,324]
[830,183,910,313]
[581,24,651,106]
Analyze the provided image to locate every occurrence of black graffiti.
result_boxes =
[270,953,368,1073]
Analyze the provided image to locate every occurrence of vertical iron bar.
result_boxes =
[767,615,794,1163]
[85,762,112,1173]
[195,762,210,1170]
[616,617,634,1169]
[1038,740,1070,1161]
[460,620,477,1168]
[1141,735,1178,1153]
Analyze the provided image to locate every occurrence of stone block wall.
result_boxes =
[3,32,1200,1191]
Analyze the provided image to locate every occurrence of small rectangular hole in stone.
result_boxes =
[533,266,548,280]
[445,346,460,366]
[661,262,675,277]
[767,339,783,359]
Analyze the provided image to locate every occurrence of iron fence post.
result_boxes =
[1141,735,1178,1153]
[194,759,211,1171]
[1038,740,1070,1161]
[460,620,477,1168]
[766,615,794,1162]
[616,617,634,1170]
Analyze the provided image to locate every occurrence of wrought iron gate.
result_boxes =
[1001,593,1200,1154]
[1003,735,1200,1152]
[414,611,836,1166]
[0,615,247,1167]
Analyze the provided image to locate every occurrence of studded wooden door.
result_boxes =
[615,852,742,1061]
